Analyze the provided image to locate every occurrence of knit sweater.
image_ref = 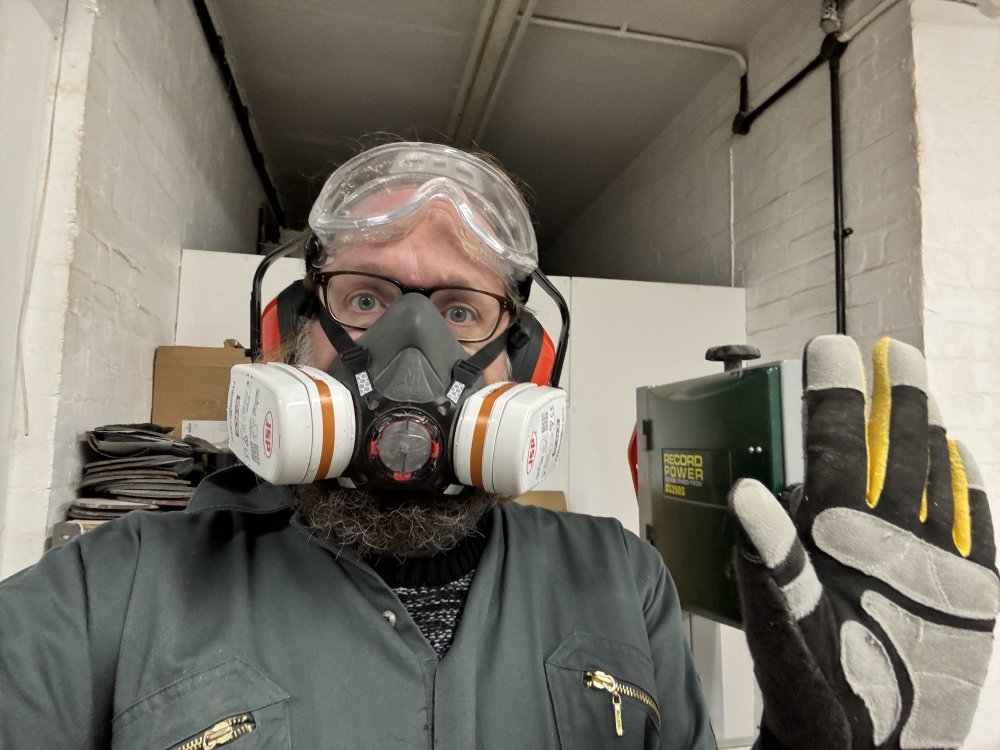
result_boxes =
[365,513,491,657]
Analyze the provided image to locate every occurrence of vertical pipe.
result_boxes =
[828,41,849,335]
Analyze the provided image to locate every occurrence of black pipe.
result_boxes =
[734,33,852,335]
[829,40,851,335]
[732,54,825,135]
[191,0,286,226]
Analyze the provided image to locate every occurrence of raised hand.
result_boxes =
[731,335,999,749]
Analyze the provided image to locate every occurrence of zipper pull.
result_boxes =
[201,714,254,749]
[612,691,623,737]
[202,719,237,749]
[585,670,624,737]
[170,713,256,750]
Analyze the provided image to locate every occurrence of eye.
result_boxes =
[350,293,383,313]
[444,305,476,325]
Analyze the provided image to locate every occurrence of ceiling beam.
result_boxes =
[448,0,525,147]
[193,0,286,225]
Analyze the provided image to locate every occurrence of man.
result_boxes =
[0,142,995,749]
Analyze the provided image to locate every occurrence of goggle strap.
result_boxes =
[516,275,533,304]
[297,292,320,320]
[506,321,530,352]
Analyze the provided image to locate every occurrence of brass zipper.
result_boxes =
[584,670,661,737]
[170,713,256,750]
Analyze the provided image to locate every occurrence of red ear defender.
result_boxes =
[259,279,313,362]
[532,333,556,386]
[507,312,556,385]
[260,297,282,362]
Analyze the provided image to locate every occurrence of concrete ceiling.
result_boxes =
[205,0,786,247]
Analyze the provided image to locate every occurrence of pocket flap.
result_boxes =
[545,631,661,748]
[112,658,289,750]
[547,631,657,697]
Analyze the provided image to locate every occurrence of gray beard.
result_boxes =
[288,321,501,557]
[292,481,497,557]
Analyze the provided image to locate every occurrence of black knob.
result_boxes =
[705,345,761,372]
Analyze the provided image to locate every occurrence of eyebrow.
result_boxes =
[338,260,488,289]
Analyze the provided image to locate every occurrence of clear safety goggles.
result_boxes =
[307,142,538,284]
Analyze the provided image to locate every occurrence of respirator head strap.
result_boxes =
[318,306,375,396]
[447,328,512,404]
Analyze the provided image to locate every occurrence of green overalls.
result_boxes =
[0,468,716,749]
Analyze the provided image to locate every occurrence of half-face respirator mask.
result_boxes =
[228,142,570,497]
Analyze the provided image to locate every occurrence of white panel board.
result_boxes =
[175,249,303,347]
[565,277,746,535]
[690,615,760,747]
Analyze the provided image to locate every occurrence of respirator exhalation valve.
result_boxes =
[369,413,442,482]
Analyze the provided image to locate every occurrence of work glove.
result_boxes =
[731,335,999,749]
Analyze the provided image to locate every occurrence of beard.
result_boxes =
[287,320,503,557]
[292,481,497,557]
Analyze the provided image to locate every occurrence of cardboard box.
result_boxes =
[513,490,567,512]
[151,344,250,436]
[180,420,230,449]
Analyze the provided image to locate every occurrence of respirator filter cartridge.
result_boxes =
[228,363,356,484]
[228,364,566,496]
[452,382,567,496]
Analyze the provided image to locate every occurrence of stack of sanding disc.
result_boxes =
[56,424,212,542]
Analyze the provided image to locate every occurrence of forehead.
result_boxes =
[347,187,420,215]
[324,207,507,294]
[330,258,490,289]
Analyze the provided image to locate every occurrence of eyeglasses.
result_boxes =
[312,271,517,343]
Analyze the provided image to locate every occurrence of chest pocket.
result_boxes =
[545,632,661,750]
[111,657,290,750]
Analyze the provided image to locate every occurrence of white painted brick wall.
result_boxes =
[2,0,97,579]
[736,0,923,362]
[57,0,265,519]
[0,1,63,577]
[3,0,264,576]
[911,3,1000,746]
[550,57,736,287]
[554,0,1000,743]
[553,2,923,361]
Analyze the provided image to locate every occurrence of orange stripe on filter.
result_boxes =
[470,383,519,489]
[296,369,336,481]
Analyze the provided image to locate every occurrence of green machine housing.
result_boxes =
[636,358,802,627]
